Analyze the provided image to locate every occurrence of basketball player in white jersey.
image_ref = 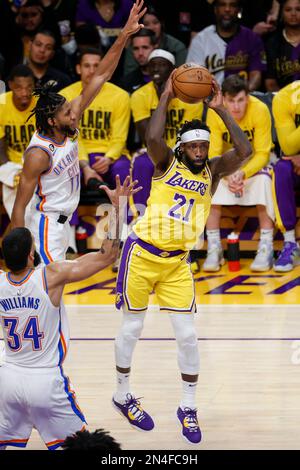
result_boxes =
[0,175,141,450]
[10,0,146,264]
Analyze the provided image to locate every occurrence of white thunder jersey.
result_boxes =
[0,268,69,368]
[27,131,80,216]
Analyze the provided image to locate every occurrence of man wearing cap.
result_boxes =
[130,48,203,217]
[112,75,251,444]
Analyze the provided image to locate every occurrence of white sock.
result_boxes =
[114,371,131,404]
[260,229,273,244]
[206,229,221,246]
[284,230,296,243]
[180,380,198,410]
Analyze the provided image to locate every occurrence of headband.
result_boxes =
[180,129,210,143]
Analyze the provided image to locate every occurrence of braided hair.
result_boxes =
[174,119,210,162]
[27,83,66,135]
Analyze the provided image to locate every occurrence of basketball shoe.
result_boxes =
[203,242,224,272]
[250,240,273,271]
[112,394,154,431]
[273,241,300,272]
[177,407,202,444]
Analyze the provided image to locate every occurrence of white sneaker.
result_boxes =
[251,240,273,272]
[203,243,224,272]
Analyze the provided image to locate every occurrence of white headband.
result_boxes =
[180,129,210,143]
[148,49,176,65]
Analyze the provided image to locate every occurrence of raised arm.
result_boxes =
[71,0,146,124]
[207,80,252,183]
[11,148,49,228]
[45,176,142,306]
[145,75,175,172]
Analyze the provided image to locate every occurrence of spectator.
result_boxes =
[60,48,131,193]
[240,0,280,36]
[123,4,187,76]
[204,75,274,272]
[272,80,300,272]
[130,49,204,215]
[0,65,36,219]
[265,0,300,91]
[119,28,156,93]
[26,29,72,91]
[187,0,266,91]
[40,0,78,40]
[75,0,133,49]
[62,428,122,451]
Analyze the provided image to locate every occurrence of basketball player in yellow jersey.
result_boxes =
[0,65,37,218]
[113,76,252,444]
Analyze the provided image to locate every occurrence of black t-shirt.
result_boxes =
[265,30,300,87]
[34,66,72,92]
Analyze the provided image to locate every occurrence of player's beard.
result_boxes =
[59,125,77,137]
[184,155,208,174]
[220,17,239,31]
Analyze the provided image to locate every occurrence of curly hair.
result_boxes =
[61,428,122,451]
[27,83,66,135]
[175,119,210,161]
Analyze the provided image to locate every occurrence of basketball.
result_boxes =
[172,63,213,104]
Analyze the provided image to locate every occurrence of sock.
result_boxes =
[180,380,198,410]
[284,230,296,243]
[260,229,273,244]
[114,371,131,404]
[206,229,221,246]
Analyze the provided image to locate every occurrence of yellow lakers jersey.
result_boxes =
[133,157,212,251]
[0,92,37,164]
[272,80,300,155]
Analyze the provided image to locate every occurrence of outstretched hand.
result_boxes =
[162,70,176,100]
[123,0,147,36]
[101,175,142,208]
[204,78,224,111]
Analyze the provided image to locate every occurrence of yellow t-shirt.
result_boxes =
[60,81,130,160]
[130,81,204,148]
[133,157,212,251]
[272,81,300,155]
[0,92,36,165]
[207,96,272,179]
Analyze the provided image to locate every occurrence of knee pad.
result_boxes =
[115,311,145,368]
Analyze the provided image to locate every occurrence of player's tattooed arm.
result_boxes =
[205,79,252,186]
[146,74,175,174]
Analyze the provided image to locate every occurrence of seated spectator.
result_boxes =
[187,0,266,91]
[119,28,156,93]
[272,80,300,272]
[0,65,37,218]
[130,49,204,216]
[123,4,187,76]
[75,0,133,49]
[265,0,300,91]
[205,75,274,272]
[40,0,78,42]
[59,48,131,193]
[26,29,72,91]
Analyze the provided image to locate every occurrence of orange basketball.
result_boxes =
[172,63,213,104]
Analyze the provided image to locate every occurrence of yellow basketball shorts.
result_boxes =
[116,234,196,314]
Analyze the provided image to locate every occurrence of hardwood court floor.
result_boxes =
[1,260,300,450]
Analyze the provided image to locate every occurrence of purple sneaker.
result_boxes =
[112,394,154,431]
[177,407,202,444]
[274,242,300,272]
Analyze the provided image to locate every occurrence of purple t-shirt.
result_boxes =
[187,25,266,84]
[76,0,133,43]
